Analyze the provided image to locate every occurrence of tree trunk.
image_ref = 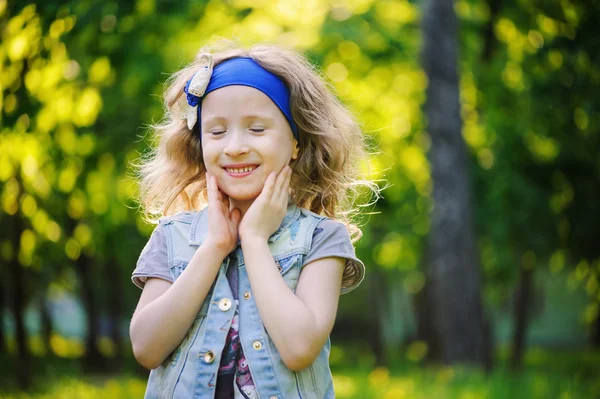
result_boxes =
[420,0,491,368]
[481,0,503,62]
[0,280,4,356]
[593,311,600,347]
[39,293,53,356]
[75,255,106,372]
[10,214,31,389]
[510,263,534,371]
[106,255,124,371]
[414,281,441,361]
[367,268,387,366]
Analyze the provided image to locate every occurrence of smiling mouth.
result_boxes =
[223,165,259,176]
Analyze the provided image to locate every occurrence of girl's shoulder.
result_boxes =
[297,207,349,232]
[156,209,207,247]
[157,209,205,227]
[297,206,330,222]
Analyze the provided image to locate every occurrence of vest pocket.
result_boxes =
[165,305,208,366]
[294,348,331,398]
[154,309,208,397]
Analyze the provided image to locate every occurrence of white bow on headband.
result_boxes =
[177,53,215,130]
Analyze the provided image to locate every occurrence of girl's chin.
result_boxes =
[228,195,259,203]
[222,189,262,203]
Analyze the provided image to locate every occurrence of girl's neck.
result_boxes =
[229,198,254,219]
[228,194,293,219]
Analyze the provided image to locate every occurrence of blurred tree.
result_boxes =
[2,0,598,387]
[448,0,600,370]
[463,0,600,368]
[0,0,139,381]
[418,0,491,368]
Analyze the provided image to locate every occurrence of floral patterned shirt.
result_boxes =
[215,255,257,398]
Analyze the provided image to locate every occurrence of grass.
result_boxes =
[325,344,600,399]
[1,347,599,398]
[331,364,597,398]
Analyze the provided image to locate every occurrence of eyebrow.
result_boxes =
[242,114,275,122]
[202,114,276,124]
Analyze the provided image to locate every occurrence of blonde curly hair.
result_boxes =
[134,40,379,242]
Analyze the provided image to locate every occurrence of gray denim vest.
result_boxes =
[143,204,335,398]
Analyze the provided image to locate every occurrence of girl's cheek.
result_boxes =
[204,160,220,175]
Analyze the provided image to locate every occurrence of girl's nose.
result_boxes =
[223,130,250,157]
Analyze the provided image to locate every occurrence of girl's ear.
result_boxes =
[291,140,300,160]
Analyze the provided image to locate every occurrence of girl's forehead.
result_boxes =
[203,85,273,105]
[201,85,281,118]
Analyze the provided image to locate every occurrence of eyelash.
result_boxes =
[209,128,265,135]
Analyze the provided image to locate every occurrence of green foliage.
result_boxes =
[458,0,600,315]
[0,0,598,370]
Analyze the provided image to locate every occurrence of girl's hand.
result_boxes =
[239,165,292,242]
[204,172,241,255]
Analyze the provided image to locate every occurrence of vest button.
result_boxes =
[252,341,262,350]
[204,350,215,363]
[218,298,232,311]
[276,261,283,272]
[243,291,251,300]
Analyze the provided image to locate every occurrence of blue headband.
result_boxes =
[184,57,298,140]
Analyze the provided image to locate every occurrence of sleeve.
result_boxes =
[303,219,365,294]
[131,223,173,290]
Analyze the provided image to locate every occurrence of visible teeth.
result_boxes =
[227,166,256,173]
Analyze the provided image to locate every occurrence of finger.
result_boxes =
[276,166,292,203]
[212,175,222,202]
[273,166,288,201]
[231,207,241,227]
[280,166,292,204]
[219,187,229,210]
[231,208,241,242]
[261,171,277,199]
[208,175,222,206]
[206,172,214,203]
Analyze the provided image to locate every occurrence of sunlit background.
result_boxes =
[1,0,599,398]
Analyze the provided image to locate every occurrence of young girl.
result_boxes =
[130,41,377,399]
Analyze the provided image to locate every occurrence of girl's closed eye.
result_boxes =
[209,127,226,135]
[249,125,265,133]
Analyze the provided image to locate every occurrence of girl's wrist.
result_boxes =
[201,238,233,258]
[240,234,269,247]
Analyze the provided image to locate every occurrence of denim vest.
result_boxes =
[144,204,336,399]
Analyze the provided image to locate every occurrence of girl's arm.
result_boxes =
[130,172,240,370]
[238,166,344,371]
[129,240,229,369]
[242,238,344,371]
